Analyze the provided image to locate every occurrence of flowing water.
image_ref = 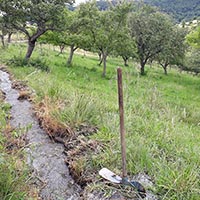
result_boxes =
[0,69,81,200]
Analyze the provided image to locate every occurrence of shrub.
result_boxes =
[181,49,200,75]
[7,56,50,72]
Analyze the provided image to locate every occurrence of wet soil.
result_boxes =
[0,68,81,200]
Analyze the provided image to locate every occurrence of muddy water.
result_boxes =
[0,69,81,200]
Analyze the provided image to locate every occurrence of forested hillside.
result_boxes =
[143,0,200,22]
[95,0,200,22]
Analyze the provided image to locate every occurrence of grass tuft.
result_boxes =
[7,55,49,72]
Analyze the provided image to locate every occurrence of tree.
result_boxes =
[0,16,14,47]
[65,10,92,65]
[182,26,200,75]
[112,30,137,67]
[0,0,72,59]
[186,26,200,49]
[0,16,6,47]
[39,9,90,66]
[39,30,67,54]
[156,27,187,74]
[128,5,175,75]
[181,49,200,75]
[79,2,130,77]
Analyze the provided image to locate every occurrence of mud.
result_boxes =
[0,69,81,200]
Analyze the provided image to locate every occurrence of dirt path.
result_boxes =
[0,68,81,200]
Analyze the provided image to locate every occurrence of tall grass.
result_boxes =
[0,154,27,200]
[0,43,200,199]
[55,92,103,127]
[0,92,28,200]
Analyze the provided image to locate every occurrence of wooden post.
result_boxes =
[117,67,127,178]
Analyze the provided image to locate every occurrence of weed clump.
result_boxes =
[7,56,49,72]
[0,95,28,200]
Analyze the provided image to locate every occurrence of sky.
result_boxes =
[74,0,87,5]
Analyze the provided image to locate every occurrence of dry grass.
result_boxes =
[18,90,31,101]
[35,96,74,138]
[63,126,103,188]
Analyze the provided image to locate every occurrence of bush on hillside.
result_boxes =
[7,56,50,72]
[180,49,200,74]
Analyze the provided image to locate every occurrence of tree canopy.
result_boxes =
[186,26,200,49]
[0,0,72,59]
[128,5,175,75]
[78,2,130,76]
[155,27,187,74]
[184,26,200,74]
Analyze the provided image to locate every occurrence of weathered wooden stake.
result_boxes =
[117,67,127,178]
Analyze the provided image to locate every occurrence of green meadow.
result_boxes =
[0,43,200,199]
[0,84,28,200]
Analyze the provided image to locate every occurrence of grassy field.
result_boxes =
[0,43,200,199]
[0,88,29,200]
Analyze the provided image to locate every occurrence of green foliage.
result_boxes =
[0,155,27,200]
[78,2,131,76]
[7,56,49,71]
[128,5,176,75]
[182,26,200,74]
[182,49,200,74]
[0,0,71,59]
[0,96,27,199]
[186,26,200,49]
[112,28,137,66]
[156,26,187,74]
[56,92,103,127]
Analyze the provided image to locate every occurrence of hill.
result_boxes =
[143,0,200,22]
[0,44,200,199]
[93,0,200,22]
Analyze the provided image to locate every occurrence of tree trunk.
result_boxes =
[0,35,5,47]
[98,52,101,61]
[162,64,168,75]
[23,28,46,60]
[7,32,13,43]
[102,52,107,77]
[67,45,76,66]
[25,39,36,60]
[140,60,145,75]
[59,45,65,54]
[98,52,103,66]
[99,57,103,66]
[57,45,65,56]
[122,56,128,66]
